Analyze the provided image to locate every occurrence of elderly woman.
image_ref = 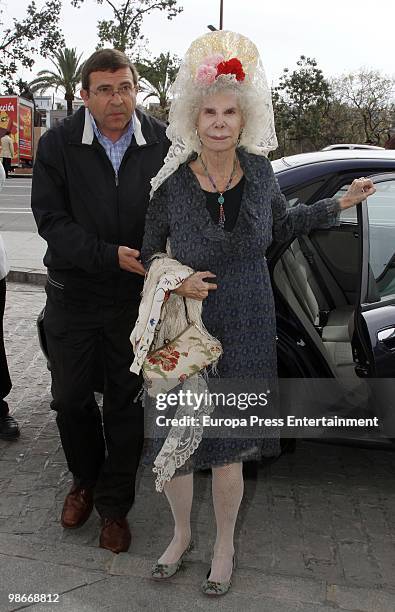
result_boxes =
[136,31,375,595]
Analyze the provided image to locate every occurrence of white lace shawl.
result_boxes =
[130,255,194,373]
[130,254,217,491]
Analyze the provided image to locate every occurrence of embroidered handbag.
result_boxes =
[142,300,222,396]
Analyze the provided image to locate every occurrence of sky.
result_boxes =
[9,0,395,94]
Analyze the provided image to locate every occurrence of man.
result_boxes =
[0,131,14,178]
[0,163,20,440]
[31,49,169,553]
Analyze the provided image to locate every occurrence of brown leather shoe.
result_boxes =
[99,518,131,554]
[61,484,94,529]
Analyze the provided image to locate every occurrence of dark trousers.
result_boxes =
[2,158,11,178]
[0,278,12,417]
[44,282,144,518]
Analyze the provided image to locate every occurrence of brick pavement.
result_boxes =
[0,282,395,611]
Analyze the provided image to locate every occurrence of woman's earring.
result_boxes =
[236,130,243,146]
[195,128,202,145]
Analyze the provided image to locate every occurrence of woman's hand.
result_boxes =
[339,177,376,210]
[174,271,217,300]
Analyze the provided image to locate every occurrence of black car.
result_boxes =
[37,149,395,446]
[270,149,395,446]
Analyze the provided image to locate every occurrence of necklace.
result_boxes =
[199,154,237,228]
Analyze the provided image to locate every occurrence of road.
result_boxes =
[1,177,393,231]
[0,177,35,232]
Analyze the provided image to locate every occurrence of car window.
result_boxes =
[367,180,395,298]
[333,178,395,225]
[332,184,358,223]
[285,179,326,207]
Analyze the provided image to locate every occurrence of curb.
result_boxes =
[8,269,46,286]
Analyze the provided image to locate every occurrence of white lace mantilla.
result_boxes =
[150,30,278,197]
[150,374,213,491]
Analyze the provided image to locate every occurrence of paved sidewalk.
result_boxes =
[0,282,395,611]
[2,232,46,284]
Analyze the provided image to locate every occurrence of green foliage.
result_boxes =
[71,0,182,53]
[135,52,180,112]
[29,48,84,115]
[273,56,331,155]
[272,56,395,157]
[0,0,64,90]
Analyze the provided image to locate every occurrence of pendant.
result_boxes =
[218,193,225,228]
[218,202,225,228]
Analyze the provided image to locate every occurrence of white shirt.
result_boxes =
[0,134,14,159]
[0,163,9,279]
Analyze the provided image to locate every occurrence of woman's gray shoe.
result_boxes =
[201,555,236,596]
[151,540,194,579]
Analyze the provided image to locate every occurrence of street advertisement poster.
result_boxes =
[0,95,18,164]
[18,103,33,161]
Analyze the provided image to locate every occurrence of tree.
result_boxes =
[273,56,331,154]
[0,0,64,90]
[319,85,366,147]
[332,69,395,145]
[71,0,182,53]
[135,52,179,117]
[271,89,291,159]
[29,48,84,116]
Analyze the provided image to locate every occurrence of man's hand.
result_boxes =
[118,246,145,276]
[174,271,217,300]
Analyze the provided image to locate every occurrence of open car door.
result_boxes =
[352,173,395,438]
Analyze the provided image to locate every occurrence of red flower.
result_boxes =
[216,58,245,82]
[162,362,176,372]
[147,346,181,372]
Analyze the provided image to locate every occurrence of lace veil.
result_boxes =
[150,30,278,196]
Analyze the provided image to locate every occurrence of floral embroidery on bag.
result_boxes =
[143,328,222,393]
[148,345,181,371]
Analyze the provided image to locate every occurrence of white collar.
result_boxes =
[81,108,146,146]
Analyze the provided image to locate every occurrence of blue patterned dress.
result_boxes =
[141,148,341,470]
